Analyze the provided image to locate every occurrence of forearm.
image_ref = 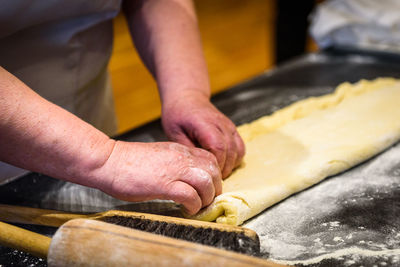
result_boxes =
[0,67,115,189]
[123,0,210,104]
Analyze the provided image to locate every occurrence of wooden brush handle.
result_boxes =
[0,204,259,241]
[48,219,286,267]
[0,204,87,227]
[0,221,51,259]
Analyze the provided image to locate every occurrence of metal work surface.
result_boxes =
[1,49,400,266]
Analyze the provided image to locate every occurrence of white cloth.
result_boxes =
[0,0,122,184]
[310,0,400,53]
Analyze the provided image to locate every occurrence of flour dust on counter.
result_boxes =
[0,248,46,267]
[244,142,400,266]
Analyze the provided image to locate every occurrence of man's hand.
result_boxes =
[96,141,222,215]
[124,0,246,178]
[162,92,245,178]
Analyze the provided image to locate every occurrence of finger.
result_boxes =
[221,128,238,179]
[167,128,196,148]
[207,157,223,196]
[193,126,227,172]
[165,180,202,215]
[179,167,216,208]
[233,131,246,168]
[191,148,223,196]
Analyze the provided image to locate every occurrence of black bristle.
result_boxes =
[102,216,260,256]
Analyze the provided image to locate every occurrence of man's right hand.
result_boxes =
[95,141,222,215]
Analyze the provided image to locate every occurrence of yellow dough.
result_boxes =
[189,78,400,225]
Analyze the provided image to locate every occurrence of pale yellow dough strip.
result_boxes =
[188,78,400,225]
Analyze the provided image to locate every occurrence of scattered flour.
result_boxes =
[333,237,344,243]
[273,247,400,266]
[244,143,400,266]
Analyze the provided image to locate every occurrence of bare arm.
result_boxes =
[0,67,221,214]
[123,0,209,102]
[123,0,245,178]
[0,66,115,189]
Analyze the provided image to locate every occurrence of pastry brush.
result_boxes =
[0,204,260,255]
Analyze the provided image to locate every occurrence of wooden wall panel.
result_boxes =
[109,0,275,134]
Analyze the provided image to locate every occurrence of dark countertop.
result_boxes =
[1,49,400,266]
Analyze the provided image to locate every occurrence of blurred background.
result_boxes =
[109,0,318,134]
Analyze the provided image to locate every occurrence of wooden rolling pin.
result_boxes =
[0,204,260,254]
[0,220,50,259]
[0,219,288,267]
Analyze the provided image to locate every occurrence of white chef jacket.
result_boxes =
[0,0,123,184]
[310,0,400,53]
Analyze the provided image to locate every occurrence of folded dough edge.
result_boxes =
[187,78,400,225]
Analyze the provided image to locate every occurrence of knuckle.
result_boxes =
[228,123,237,133]
[200,175,214,189]
[213,141,227,153]
[180,167,213,184]
[211,159,220,172]
[192,168,214,187]
[178,166,192,179]
[181,167,215,205]
[212,166,222,180]
[203,149,218,162]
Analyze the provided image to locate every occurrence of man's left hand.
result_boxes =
[162,92,245,178]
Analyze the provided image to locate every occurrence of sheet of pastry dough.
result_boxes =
[189,78,400,225]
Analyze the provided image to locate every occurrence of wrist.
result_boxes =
[161,87,210,109]
[74,137,118,191]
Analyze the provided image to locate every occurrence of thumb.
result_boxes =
[166,127,196,148]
